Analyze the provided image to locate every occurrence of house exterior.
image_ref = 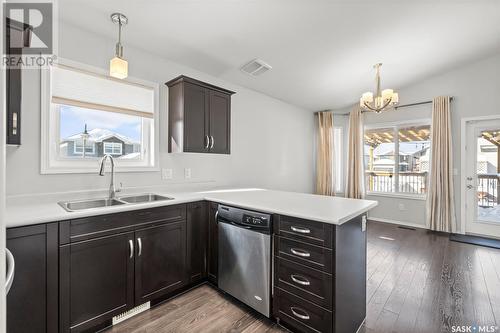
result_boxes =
[60,128,141,158]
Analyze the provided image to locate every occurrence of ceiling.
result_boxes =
[59,0,500,111]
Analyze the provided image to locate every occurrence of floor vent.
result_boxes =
[398,226,416,231]
[112,301,150,326]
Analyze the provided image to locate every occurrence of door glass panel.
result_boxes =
[476,129,500,223]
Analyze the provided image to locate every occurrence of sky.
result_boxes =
[59,105,142,141]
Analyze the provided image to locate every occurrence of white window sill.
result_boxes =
[366,192,427,201]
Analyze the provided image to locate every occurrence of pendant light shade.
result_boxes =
[110,13,128,79]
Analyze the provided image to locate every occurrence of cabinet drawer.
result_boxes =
[276,236,333,273]
[274,287,332,333]
[60,204,187,244]
[276,215,333,248]
[275,257,333,309]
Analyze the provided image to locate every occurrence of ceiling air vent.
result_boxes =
[241,59,272,76]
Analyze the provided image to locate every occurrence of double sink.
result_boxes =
[59,193,174,212]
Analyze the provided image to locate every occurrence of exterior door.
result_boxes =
[60,232,135,333]
[183,82,209,152]
[209,91,231,154]
[465,119,500,237]
[134,221,187,304]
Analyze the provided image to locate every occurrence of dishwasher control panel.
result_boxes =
[218,205,271,232]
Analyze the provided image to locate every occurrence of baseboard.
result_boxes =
[368,217,427,230]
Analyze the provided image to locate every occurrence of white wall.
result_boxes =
[335,54,500,231]
[5,22,315,196]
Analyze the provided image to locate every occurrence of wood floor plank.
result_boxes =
[103,221,500,333]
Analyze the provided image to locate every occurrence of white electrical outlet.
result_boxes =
[161,168,173,180]
[184,168,191,179]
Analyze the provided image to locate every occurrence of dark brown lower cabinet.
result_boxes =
[7,224,58,333]
[59,232,135,333]
[187,201,207,283]
[135,221,187,304]
[207,202,218,284]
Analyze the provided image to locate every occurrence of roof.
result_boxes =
[62,128,139,145]
[365,126,431,148]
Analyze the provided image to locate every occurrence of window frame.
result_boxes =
[333,126,344,194]
[74,141,96,155]
[364,118,431,199]
[103,142,123,156]
[40,58,160,174]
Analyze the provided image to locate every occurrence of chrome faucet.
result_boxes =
[99,154,120,199]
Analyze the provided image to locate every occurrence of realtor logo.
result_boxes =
[3,1,57,68]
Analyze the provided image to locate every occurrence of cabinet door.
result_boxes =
[7,224,58,333]
[209,91,231,154]
[5,18,30,145]
[183,82,209,153]
[135,221,187,304]
[207,202,219,284]
[187,202,207,283]
[60,232,135,333]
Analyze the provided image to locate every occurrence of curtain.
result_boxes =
[427,96,456,232]
[345,106,365,199]
[316,111,335,196]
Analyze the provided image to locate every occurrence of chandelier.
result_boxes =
[359,63,399,113]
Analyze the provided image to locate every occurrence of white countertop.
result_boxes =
[5,188,378,228]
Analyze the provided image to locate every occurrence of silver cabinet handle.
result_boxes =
[205,135,210,149]
[290,248,310,257]
[129,239,134,259]
[137,238,142,256]
[291,274,310,286]
[12,112,18,135]
[215,210,219,223]
[210,136,214,149]
[291,226,310,234]
[6,249,15,295]
[290,307,310,320]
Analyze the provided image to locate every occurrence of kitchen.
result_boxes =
[2,1,500,333]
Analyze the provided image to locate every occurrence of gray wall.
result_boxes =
[334,53,500,231]
[6,22,315,196]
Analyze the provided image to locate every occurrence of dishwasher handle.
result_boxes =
[6,249,15,295]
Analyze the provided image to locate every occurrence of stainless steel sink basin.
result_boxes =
[58,198,126,212]
[118,194,175,204]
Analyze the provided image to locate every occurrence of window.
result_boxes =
[103,142,123,155]
[41,61,159,173]
[333,127,343,193]
[364,122,431,195]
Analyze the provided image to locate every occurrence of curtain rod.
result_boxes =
[315,96,454,116]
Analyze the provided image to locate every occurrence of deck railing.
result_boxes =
[477,174,499,207]
[366,172,428,194]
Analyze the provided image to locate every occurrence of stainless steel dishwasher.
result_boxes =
[217,204,272,317]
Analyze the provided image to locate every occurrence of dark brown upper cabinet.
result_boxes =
[5,18,32,145]
[166,76,234,154]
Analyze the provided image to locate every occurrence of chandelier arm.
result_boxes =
[363,98,393,113]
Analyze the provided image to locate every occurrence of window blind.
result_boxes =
[51,64,154,118]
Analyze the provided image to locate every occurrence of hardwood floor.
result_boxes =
[104,221,500,333]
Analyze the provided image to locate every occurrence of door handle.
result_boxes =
[290,226,310,234]
[290,248,311,258]
[210,136,215,149]
[215,210,219,224]
[290,307,310,320]
[205,135,210,149]
[6,249,15,295]
[129,239,134,259]
[137,238,142,256]
[290,274,310,286]
[467,184,474,189]
[12,112,18,135]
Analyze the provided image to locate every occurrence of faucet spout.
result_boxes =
[99,154,117,199]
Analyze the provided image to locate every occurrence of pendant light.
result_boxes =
[359,63,399,113]
[110,13,128,79]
